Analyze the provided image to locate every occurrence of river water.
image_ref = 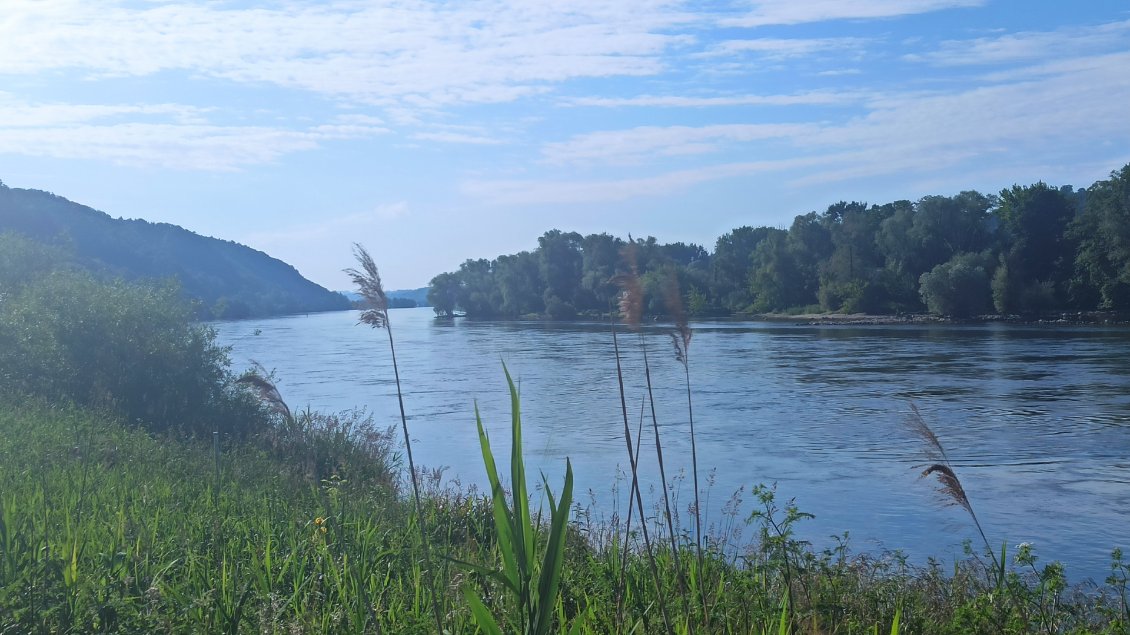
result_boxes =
[213,307,1129,582]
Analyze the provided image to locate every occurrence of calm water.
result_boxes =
[213,308,1130,582]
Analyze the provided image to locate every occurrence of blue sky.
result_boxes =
[2,0,1128,291]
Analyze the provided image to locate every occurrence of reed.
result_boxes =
[346,243,445,634]
[609,286,672,634]
[662,268,709,624]
[615,241,687,626]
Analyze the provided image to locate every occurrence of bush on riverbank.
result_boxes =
[0,233,268,439]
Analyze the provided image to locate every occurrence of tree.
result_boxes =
[1071,164,1130,309]
[711,226,774,310]
[919,252,994,317]
[495,251,545,317]
[537,230,583,316]
[577,233,622,312]
[993,182,1076,311]
[455,258,501,318]
[748,229,805,312]
[427,272,460,317]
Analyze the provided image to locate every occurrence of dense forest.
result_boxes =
[0,181,350,319]
[428,163,1130,319]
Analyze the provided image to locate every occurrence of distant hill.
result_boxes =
[341,287,430,309]
[0,181,350,319]
[387,287,430,307]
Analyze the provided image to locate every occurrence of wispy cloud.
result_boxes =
[473,47,1130,202]
[0,1,692,110]
[906,19,1130,66]
[0,97,389,170]
[463,156,829,206]
[541,123,814,166]
[565,90,864,108]
[247,203,411,247]
[721,0,984,28]
[700,37,870,61]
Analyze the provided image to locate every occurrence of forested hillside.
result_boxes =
[428,164,1130,319]
[0,181,349,318]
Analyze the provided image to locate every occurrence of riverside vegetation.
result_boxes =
[425,163,1130,321]
[1,235,1128,633]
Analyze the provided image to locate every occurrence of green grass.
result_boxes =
[2,396,1127,634]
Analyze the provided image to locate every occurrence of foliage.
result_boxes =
[458,366,575,635]
[1071,165,1130,309]
[919,252,995,317]
[426,163,1130,318]
[0,235,266,438]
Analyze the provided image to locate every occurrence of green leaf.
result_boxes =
[465,586,504,635]
[532,459,573,634]
[476,402,518,590]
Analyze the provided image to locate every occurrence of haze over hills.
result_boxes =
[0,180,350,319]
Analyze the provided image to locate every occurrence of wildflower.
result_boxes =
[314,516,325,527]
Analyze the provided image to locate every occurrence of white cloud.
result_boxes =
[721,0,984,28]
[412,132,506,146]
[541,123,815,166]
[471,48,1130,202]
[565,90,864,107]
[907,19,1130,66]
[247,202,411,247]
[462,155,830,205]
[700,37,870,61]
[0,0,693,109]
[0,98,389,170]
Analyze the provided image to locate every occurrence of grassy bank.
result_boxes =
[1,398,1127,634]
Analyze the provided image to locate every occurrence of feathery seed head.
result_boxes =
[346,243,389,329]
[663,269,692,363]
[615,240,643,329]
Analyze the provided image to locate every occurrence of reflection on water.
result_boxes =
[214,308,1130,582]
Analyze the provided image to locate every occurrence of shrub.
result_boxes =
[0,239,266,438]
[919,252,994,317]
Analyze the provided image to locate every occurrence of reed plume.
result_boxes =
[610,239,673,635]
[663,269,706,624]
[346,243,444,634]
[236,362,294,425]
[906,404,997,570]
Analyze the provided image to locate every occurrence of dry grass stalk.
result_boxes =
[347,243,444,634]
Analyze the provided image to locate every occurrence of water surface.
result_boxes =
[214,308,1130,582]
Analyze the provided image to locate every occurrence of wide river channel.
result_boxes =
[214,308,1129,582]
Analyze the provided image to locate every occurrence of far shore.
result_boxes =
[752,310,1130,326]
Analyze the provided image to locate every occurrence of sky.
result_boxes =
[1,1,1129,291]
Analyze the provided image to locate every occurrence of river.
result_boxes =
[213,307,1130,583]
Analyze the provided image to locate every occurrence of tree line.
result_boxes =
[427,163,1130,319]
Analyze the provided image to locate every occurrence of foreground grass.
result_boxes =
[1,400,1127,634]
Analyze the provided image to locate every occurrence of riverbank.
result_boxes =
[753,310,1130,326]
[4,399,1127,634]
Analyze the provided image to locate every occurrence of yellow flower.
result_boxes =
[319,526,327,534]
[314,516,325,526]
